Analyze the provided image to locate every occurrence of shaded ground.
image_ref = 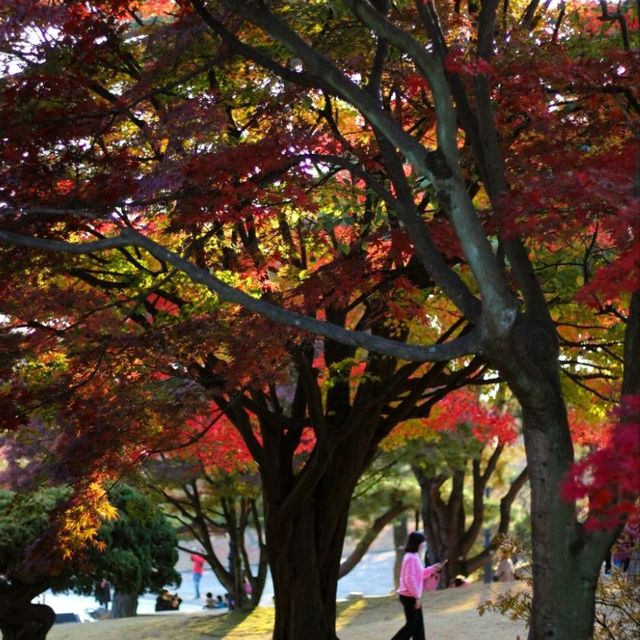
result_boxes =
[48,582,528,640]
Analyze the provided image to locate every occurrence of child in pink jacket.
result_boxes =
[391,532,445,640]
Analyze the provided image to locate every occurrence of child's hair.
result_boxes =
[206,592,213,598]
[405,531,426,553]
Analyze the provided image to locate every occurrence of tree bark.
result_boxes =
[267,503,342,640]
[518,398,601,639]
[494,317,616,639]
[263,407,384,639]
[111,591,138,618]
[0,583,54,640]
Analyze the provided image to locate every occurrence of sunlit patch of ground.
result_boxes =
[48,582,529,640]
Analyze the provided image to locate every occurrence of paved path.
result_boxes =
[37,549,397,620]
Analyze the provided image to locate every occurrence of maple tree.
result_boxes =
[382,388,529,584]
[140,413,269,611]
[0,483,177,637]
[0,1,638,640]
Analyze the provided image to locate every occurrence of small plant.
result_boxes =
[593,568,640,640]
[478,536,532,626]
[478,538,640,639]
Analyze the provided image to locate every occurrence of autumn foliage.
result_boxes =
[563,395,640,530]
[0,1,638,638]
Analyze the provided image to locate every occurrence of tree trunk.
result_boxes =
[263,421,377,640]
[267,498,350,640]
[414,470,449,567]
[496,319,616,639]
[0,603,54,640]
[111,591,138,618]
[519,399,605,639]
[414,452,528,582]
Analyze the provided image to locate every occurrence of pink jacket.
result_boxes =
[397,553,425,599]
[423,564,441,591]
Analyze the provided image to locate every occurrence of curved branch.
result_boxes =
[338,500,408,578]
[0,226,479,362]
[215,0,518,337]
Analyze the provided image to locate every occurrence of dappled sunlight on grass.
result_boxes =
[222,608,275,639]
[336,598,367,629]
[186,607,274,639]
[48,584,530,640]
[425,581,528,615]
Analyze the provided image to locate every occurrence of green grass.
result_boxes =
[48,583,529,640]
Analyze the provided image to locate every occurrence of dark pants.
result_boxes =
[390,595,425,640]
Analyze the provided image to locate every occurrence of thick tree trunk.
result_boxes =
[111,591,138,618]
[267,497,351,640]
[497,319,615,640]
[519,399,603,640]
[263,421,377,639]
[0,603,55,640]
[0,584,54,640]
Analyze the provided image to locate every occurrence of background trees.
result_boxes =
[0,1,637,639]
[0,483,178,639]
[385,388,528,583]
[0,487,74,640]
[141,426,269,611]
[66,484,181,618]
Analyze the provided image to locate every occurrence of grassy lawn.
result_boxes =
[48,583,529,640]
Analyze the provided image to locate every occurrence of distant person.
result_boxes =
[449,575,469,588]
[190,548,205,599]
[155,589,182,611]
[94,579,111,610]
[204,592,216,609]
[215,595,226,609]
[243,575,253,603]
[494,551,515,582]
[389,531,444,640]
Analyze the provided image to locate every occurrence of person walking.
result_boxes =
[390,532,444,640]
[190,548,205,600]
[94,579,111,610]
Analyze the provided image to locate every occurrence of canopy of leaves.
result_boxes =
[0,0,637,562]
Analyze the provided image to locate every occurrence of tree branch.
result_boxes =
[338,499,407,578]
[0,226,479,362]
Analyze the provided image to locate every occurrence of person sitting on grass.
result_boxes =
[155,589,182,611]
[449,575,469,588]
